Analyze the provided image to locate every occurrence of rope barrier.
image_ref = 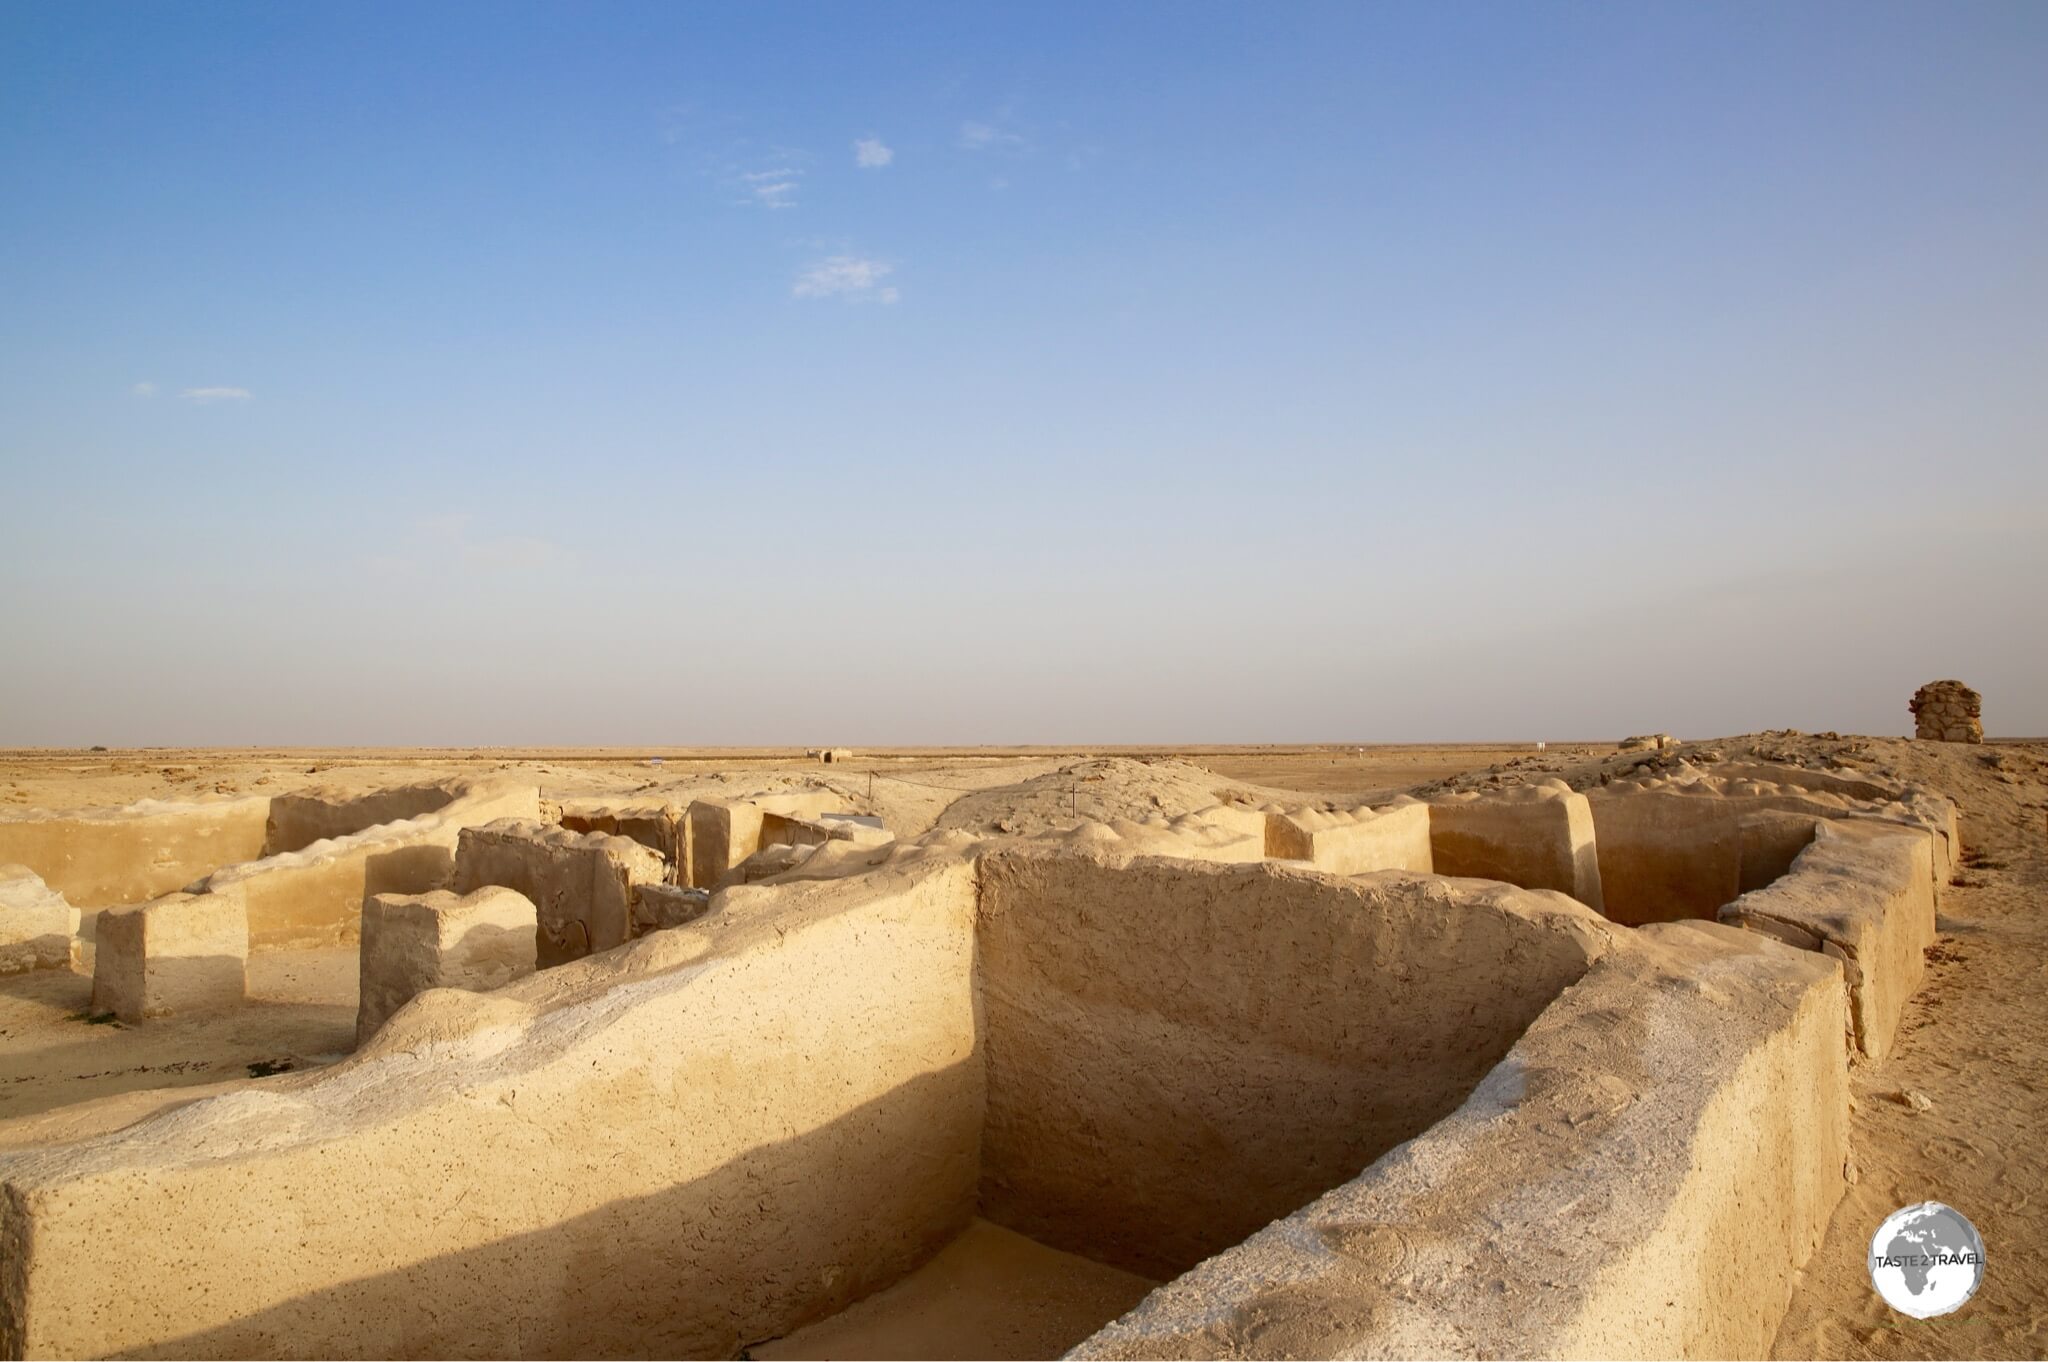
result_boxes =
[857,770,992,794]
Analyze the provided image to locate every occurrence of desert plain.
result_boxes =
[0,732,2040,1359]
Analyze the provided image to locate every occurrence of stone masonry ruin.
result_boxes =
[0,749,1961,1358]
[1911,679,1985,743]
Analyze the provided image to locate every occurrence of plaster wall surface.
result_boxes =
[0,856,985,1360]
[689,798,763,891]
[556,802,687,882]
[0,867,77,975]
[761,811,894,853]
[89,891,247,1022]
[1428,785,1605,911]
[454,820,664,968]
[0,797,270,909]
[0,802,1896,1360]
[1586,786,1928,927]
[1737,811,1822,895]
[264,783,462,857]
[1597,765,1958,901]
[1263,800,1434,875]
[974,850,1608,1278]
[1720,821,1935,1062]
[687,793,847,890]
[1076,921,1850,1360]
[1585,792,1755,925]
[355,887,538,1044]
[199,780,540,949]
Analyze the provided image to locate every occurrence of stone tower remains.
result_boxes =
[1910,680,1983,744]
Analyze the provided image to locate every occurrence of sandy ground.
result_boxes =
[0,743,1549,821]
[0,946,355,1126]
[0,736,2041,1357]
[1761,738,2048,1359]
[751,1218,1157,1360]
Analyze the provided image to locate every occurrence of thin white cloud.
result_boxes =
[130,381,157,398]
[792,255,899,304]
[958,120,1024,152]
[181,387,253,404]
[854,136,894,169]
[741,167,801,208]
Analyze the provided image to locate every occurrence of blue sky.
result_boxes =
[2,2,2044,744]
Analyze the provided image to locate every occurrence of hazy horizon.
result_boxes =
[4,2,2044,746]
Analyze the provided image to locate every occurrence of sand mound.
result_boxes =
[931,758,1273,838]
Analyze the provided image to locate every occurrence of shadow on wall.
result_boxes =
[263,785,463,857]
[362,846,455,900]
[103,1065,983,1361]
[7,851,1615,1360]
[972,853,1607,1279]
[1590,802,1821,926]
[0,802,271,909]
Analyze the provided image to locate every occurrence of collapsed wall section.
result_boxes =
[0,867,77,975]
[686,792,855,890]
[0,857,984,1360]
[974,850,1609,1278]
[556,802,688,883]
[454,820,664,968]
